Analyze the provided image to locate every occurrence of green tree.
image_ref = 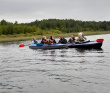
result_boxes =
[0,26,2,35]
[1,19,7,25]
[14,21,18,25]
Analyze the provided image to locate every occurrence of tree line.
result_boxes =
[27,19,110,33]
[0,20,37,35]
[0,19,110,35]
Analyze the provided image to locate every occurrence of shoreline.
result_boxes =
[0,31,110,43]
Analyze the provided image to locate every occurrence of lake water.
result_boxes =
[0,34,110,93]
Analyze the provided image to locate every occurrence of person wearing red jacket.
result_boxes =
[41,36,48,44]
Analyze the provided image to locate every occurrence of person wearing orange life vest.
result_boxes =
[49,36,56,44]
[41,36,48,44]
[76,32,86,42]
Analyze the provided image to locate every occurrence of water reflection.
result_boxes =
[76,48,103,53]
[76,48,87,53]
[50,50,56,55]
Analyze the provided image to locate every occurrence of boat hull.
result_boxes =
[29,41,103,49]
[68,41,103,49]
[29,43,68,49]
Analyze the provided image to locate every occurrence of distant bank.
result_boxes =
[1,19,110,42]
[0,31,110,43]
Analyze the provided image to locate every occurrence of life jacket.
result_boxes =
[49,39,54,44]
[42,39,48,44]
[78,37,84,41]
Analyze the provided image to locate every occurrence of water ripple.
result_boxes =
[0,34,110,93]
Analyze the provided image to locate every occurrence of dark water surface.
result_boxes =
[0,34,110,93]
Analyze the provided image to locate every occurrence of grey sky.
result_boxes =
[0,0,110,23]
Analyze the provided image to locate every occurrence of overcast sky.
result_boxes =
[0,0,110,23]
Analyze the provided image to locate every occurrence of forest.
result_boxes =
[0,19,110,36]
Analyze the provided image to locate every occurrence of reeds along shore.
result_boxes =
[0,31,110,43]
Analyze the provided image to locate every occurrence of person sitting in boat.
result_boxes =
[32,38,38,44]
[68,34,75,43]
[58,36,67,44]
[49,36,56,44]
[41,36,48,44]
[76,32,86,42]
